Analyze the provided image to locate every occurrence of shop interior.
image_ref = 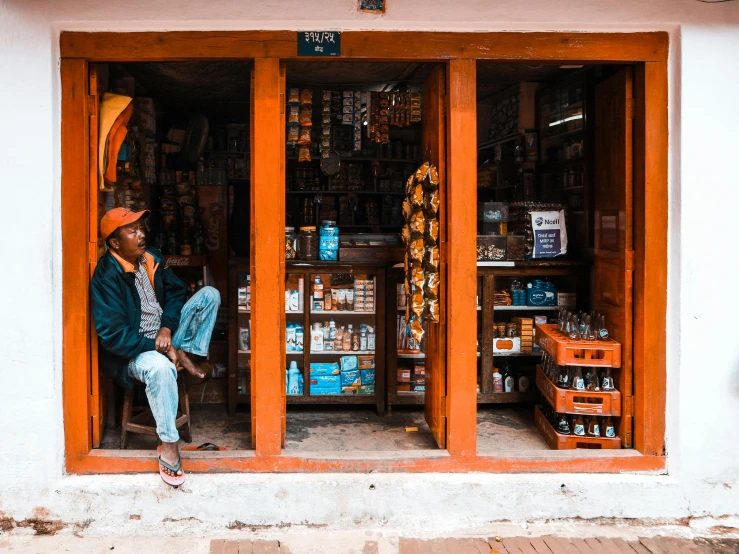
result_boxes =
[97,59,633,455]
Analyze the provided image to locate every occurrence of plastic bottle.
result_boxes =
[367,325,376,351]
[503,366,515,393]
[310,323,324,352]
[287,361,301,395]
[286,323,296,352]
[492,369,503,392]
[344,324,353,351]
[328,320,337,351]
[360,324,368,351]
[295,324,304,352]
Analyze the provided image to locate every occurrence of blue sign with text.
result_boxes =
[298,31,341,56]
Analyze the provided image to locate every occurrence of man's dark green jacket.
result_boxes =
[90,247,186,389]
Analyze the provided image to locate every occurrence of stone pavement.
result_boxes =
[1,536,737,553]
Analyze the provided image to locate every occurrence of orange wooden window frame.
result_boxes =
[61,30,668,474]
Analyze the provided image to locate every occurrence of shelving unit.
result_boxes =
[536,70,594,251]
[477,260,590,397]
[285,262,386,415]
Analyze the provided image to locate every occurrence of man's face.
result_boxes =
[110,220,147,260]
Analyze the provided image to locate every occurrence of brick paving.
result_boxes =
[210,537,739,554]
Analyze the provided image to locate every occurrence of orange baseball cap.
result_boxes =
[100,208,150,240]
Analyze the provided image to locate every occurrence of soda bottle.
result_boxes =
[586,417,601,437]
[572,415,586,436]
[601,368,615,391]
[570,367,585,391]
[603,417,617,438]
[557,414,571,435]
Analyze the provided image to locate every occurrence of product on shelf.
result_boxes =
[286,361,304,395]
[319,220,339,261]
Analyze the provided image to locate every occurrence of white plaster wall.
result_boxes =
[0,0,738,534]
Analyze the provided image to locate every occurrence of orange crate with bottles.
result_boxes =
[534,406,621,450]
[536,365,621,416]
[536,323,621,368]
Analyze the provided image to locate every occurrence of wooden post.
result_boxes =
[61,58,93,458]
[633,61,668,456]
[251,58,285,456]
[446,60,478,456]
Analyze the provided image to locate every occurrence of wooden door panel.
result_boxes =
[249,68,257,449]
[279,63,287,448]
[593,67,634,447]
[422,65,447,449]
[88,63,105,448]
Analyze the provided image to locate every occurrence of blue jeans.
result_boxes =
[127,286,221,443]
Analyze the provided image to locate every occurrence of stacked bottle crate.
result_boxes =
[534,322,622,449]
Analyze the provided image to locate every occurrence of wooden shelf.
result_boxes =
[287,156,420,164]
[477,392,535,404]
[287,394,376,404]
[310,310,375,315]
[477,132,521,151]
[493,351,542,357]
[398,352,425,359]
[287,190,405,196]
[309,350,376,356]
[494,305,560,311]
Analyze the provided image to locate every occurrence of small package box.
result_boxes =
[360,369,376,385]
[357,355,375,369]
[310,363,340,376]
[311,374,341,388]
[311,387,341,395]
[493,336,521,353]
[413,363,426,377]
[340,355,358,372]
[340,369,361,387]
[398,369,411,383]
[358,384,375,395]
[341,386,359,395]
[411,382,426,392]
[397,384,411,392]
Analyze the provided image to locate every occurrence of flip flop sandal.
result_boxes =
[156,446,185,488]
[181,442,225,452]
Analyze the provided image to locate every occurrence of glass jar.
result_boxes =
[319,220,339,261]
[298,226,317,260]
[285,227,297,259]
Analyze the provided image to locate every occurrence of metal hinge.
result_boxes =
[623,395,634,417]
[626,249,635,271]
[89,241,99,264]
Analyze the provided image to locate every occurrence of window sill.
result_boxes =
[67,450,666,475]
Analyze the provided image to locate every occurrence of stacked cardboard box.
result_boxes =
[513,317,534,352]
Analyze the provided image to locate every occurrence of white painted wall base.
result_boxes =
[1,0,739,532]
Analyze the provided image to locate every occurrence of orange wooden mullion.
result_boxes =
[445,60,478,457]
[61,58,93,458]
[251,58,285,456]
[632,62,668,456]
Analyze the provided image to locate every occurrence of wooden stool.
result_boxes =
[120,368,192,449]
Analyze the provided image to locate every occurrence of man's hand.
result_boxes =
[155,327,172,353]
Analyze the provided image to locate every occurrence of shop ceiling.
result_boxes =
[116,60,577,105]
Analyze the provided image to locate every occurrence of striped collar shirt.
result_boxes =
[133,255,163,339]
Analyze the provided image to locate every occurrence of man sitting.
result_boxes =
[91,208,220,486]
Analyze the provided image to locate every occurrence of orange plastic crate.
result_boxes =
[534,406,621,450]
[536,365,621,416]
[536,324,621,368]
